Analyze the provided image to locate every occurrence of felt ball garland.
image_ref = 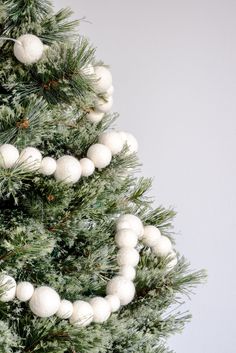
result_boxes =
[0,215,178,327]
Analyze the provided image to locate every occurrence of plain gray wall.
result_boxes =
[55,1,236,352]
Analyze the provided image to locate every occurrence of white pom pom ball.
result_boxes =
[86,111,104,123]
[81,64,95,75]
[94,66,112,92]
[152,236,173,257]
[16,282,34,302]
[117,214,144,239]
[89,297,111,323]
[106,85,114,97]
[98,131,124,155]
[39,157,57,176]
[0,275,16,302]
[119,265,136,281]
[117,248,140,267]
[56,300,73,319]
[142,225,162,247]
[166,251,178,272]
[95,96,113,113]
[19,147,42,171]
[80,158,95,177]
[125,133,139,154]
[54,156,81,184]
[14,34,44,65]
[70,301,94,327]
[29,286,60,318]
[106,276,135,305]
[115,229,138,248]
[105,295,121,312]
[87,143,112,169]
[0,144,19,168]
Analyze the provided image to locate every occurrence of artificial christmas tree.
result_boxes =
[0,1,205,352]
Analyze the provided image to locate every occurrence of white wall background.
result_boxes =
[55,1,236,352]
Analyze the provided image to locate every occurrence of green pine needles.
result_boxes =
[0,1,206,352]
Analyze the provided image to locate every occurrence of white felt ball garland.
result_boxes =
[13,34,44,65]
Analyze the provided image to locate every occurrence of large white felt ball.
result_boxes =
[0,275,16,302]
[119,265,136,281]
[105,295,120,312]
[106,276,135,306]
[0,144,19,168]
[117,248,140,267]
[87,143,112,169]
[98,131,124,155]
[56,300,73,319]
[14,34,44,65]
[94,66,112,92]
[89,297,111,323]
[54,156,81,184]
[152,236,173,257]
[16,282,34,302]
[95,96,113,113]
[19,147,42,171]
[39,157,57,176]
[80,158,95,177]
[70,301,94,327]
[142,225,162,247]
[86,111,104,123]
[115,229,138,248]
[29,286,60,318]
[117,214,144,239]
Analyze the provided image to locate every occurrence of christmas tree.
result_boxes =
[0,1,205,352]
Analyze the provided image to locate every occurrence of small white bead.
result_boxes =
[95,96,113,113]
[152,236,173,257]
[106,276,135,306]
[70,301,94,327]
[0,144,19,168]
[117,248,140,267]
[29,286,60,318]
[0,275,16,302]
[115,229,138,248]
[94,66,112,92]
[89,297,111,323]
[14,34,44,65]
[39,157,57,176]
[16,282,34,302]
[86,111,104,123]
[99,131,124,155]
[142,225,162,247]
[105,295,121,312]
[119,265,136,281]
[56,300,73,319]
[117,214,144,239]
[18,147,42,171]
[87,143,112,169]
[80,158,95,177]
[54,156,81,184]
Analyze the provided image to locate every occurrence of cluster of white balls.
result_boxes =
[0,131,138,184]
[0,214,177,326]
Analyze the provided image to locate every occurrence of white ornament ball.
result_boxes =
[0,275,16,302]
[142,225,162,247]
[89,297,111,323]
[14,34,44,65]
[117,248,140,267]
[86,111,104,123]
[0,144,19,168]
[94,66,112,92]
[115,229,138,248]
[95,96,113,113]
[106,276,135,306]
[81,64,95,75]
[16,282,34,302]
[117,214,144,239]
[119,265,136,281]
[39,157,57,176]
[105,295,120,312]
[87,143,112,169]
[54,156,81,184]
[56,300,73,319]
[125,133,139,154]
[152,236,173,257]
[106,85,114,97]
[70,301,94,327]
[19,147,42,171]
[80,158,95,177]
[98,131,124,155]
[29,286,60,318]
[166,251,178,272]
